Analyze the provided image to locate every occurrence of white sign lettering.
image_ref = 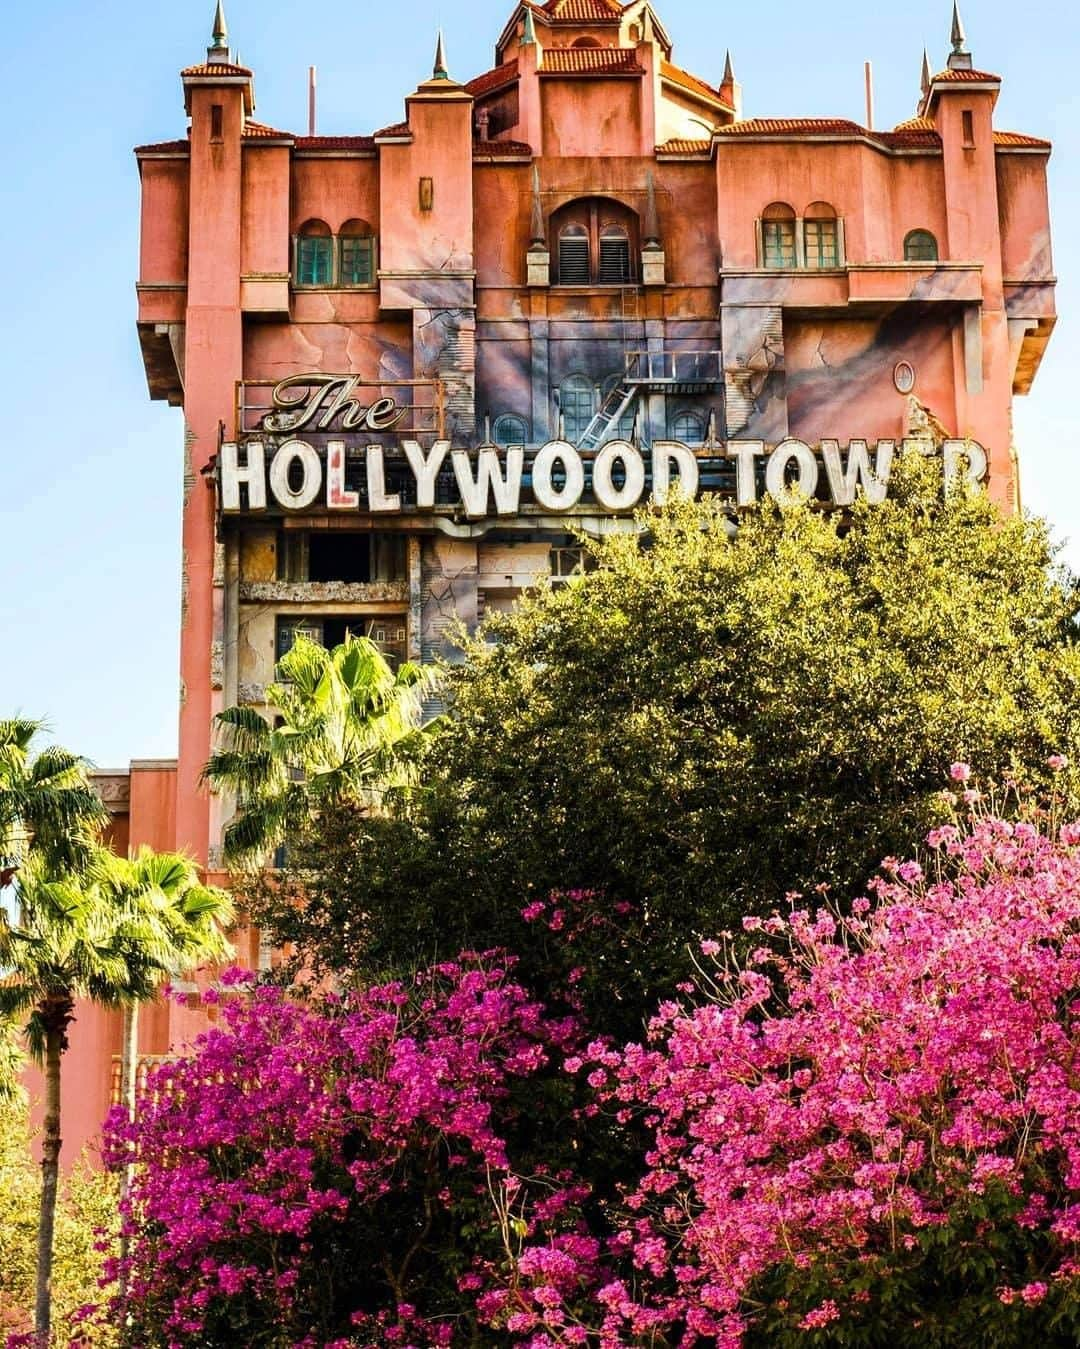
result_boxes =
[219,437,989,517]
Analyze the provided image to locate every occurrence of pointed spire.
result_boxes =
[530,164,546,247]
[951,1,966,53]
[921,47,932,98]
[947,1,972,70]
[644,170,661,247]
[719,48,742,120]
[211,0,228,49]
[433,29,450,81]
[521,6,537,46]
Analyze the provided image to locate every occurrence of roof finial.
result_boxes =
[644,170,661,248]
[211,0,228,50]
[521,6,538,46]
[723,49,736,86]
[947,1,972,69]
[921,47,932,95]
[530,164,546,247]
[951,1,966,54]
[433,29,450,81]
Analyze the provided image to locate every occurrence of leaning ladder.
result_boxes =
[577,287,643,450]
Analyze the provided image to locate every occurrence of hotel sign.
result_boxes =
[220,435,988,518]
[222,373,987,518]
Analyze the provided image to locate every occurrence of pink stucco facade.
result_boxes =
[46,0,1056,1163]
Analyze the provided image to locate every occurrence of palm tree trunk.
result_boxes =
[34,1024,64,1349]
[118,1003,139,1293]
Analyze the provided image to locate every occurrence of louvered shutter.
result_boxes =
[598,232,631,284]
[559,232,591,285]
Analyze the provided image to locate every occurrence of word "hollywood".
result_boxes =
[219,437,988,518]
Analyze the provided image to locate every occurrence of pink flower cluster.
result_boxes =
[491,816,1080,1343]
[102,954,579,1347]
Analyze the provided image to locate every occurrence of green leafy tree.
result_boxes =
[0,856,174,1348]
[254,458,1080,1036]
[204,636,437,866]
[0,1091,118,1348]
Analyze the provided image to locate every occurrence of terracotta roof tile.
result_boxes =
[474,138,534,156]
[893,115,936,132]
[135,137,190,154]
[181,61,253,78]
[656,137,712,155]
[994,130,1051,148]
[466,59,520,98]
[294,135,376,151]
[659,60,732,109]
[540,47,644,74]
[373,120,412,138]
[243,120,293,139]
[540,0,624,21]
[715,117,866,137]
[930,67,1001,83]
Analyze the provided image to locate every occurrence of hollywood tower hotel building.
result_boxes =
[57,0,1055,1150]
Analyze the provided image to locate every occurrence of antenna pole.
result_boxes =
[308,66,317,137]
[864,60,874,130]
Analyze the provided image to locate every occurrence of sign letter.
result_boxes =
[821,439,894,507]
[366,445,402,513]
[943,439,989,492]
[765,440,819,500]
[651,441,700,508]
[402,440,451,509]
[220,441,267,513]
[452,447,524,519]
[326,441,359,510]
[593,441,646,513]
[268,440,322,511]
[728,441,766,508]
[532,441,585,513]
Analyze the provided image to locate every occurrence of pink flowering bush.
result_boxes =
[489,811,1080,1346]
[102,955,580,1348]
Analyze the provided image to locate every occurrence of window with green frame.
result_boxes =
[340,220,376,287]
[904,229,939,262]
[804,203,840,269]
[296,221,333,287]
[762,203,796,268]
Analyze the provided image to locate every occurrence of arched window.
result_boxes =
[572,36,602,48]
[493,413,529,446]
[762,203,796,269]
[295,219,333,287]
[904,229,939,262]
[339,218,376,287]
[671,410,706,445]
[552,198,639,285]
[804,202,840,269]
[559,374,596,444]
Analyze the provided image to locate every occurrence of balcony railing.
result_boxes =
[624,350,723,388]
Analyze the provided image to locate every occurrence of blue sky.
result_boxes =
[0,0,1076,766]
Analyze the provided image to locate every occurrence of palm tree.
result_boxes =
[0,719,108,877]
[205,636,438,866]
[90,848,234,1288]
[0,855,171,1348]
